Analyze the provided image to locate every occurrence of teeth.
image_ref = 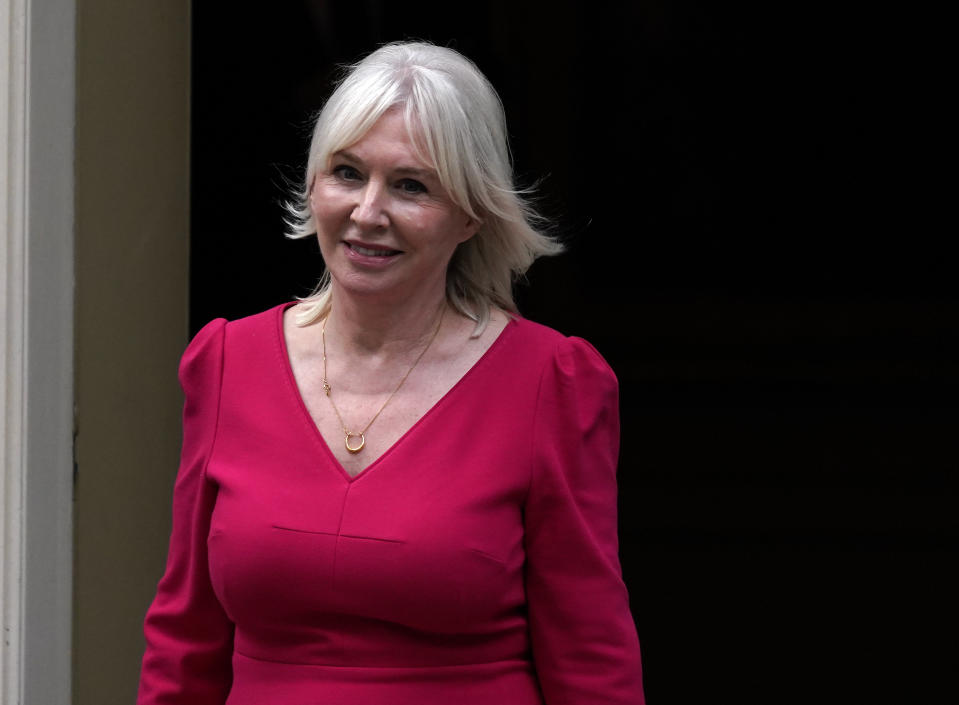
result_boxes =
[351,244,397,257]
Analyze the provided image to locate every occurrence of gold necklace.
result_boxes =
[321,307,445,454]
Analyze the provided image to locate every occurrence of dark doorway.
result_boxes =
[192,4,954,703]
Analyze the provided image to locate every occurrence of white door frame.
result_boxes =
[1,0,75,703]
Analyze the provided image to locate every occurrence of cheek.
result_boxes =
[406,205,471,243]
[311,192,346,232]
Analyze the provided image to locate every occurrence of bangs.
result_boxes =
[311,76,399,174]
[404,79,478,220]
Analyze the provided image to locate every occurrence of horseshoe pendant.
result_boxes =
[345,431,365,453]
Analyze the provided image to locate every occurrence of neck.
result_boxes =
[325,283,449,356]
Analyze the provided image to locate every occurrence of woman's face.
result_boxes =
[309,108,478,306]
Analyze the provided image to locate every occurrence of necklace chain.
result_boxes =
[321,307,445,454]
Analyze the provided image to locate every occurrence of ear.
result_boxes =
[308,176,317,208]
[458,213,481,244]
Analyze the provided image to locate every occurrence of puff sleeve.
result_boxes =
[525,337,645,704]
[138,318,233,705]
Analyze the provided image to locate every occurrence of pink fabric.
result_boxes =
[138,303,644,704]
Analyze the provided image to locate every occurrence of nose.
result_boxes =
[351,179,389,229]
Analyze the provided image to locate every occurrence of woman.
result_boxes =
[138,41,644,704]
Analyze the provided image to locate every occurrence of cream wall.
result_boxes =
[74,2,190,703]
[3,0,75,701]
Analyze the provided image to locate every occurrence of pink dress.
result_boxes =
[137,303,645,704]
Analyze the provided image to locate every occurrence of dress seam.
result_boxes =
[200,319,228,487]
[524,336,564,507]
[330,484,351,593]
[233,647,528,669]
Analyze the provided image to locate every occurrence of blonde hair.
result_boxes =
[286,41,563,334]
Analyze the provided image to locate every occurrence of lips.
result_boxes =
[345,241,402,257]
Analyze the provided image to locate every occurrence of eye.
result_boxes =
[397,179,427,195]
[331,164,362,181]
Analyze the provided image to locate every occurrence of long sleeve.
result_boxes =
[525,337,645,704]
[138,318,234,705]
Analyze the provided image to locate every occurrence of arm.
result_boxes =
[137,318,234,705]
[526,337,645,704]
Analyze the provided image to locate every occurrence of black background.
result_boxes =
[192,3,954,703]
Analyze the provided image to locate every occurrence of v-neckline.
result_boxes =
[273,302,516,484]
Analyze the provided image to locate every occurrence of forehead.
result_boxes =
[336,109,433,169]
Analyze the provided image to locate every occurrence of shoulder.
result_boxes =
[507,316,618,389]
[187,303,289,345]
[181,302,291,381]
[179,317,226,387]
[222,302,291,340]
[505,315,565,348]
[190,302,291,351]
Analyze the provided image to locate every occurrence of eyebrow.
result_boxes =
[334,150,437,180]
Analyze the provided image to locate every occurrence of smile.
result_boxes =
[346,242,402,257]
